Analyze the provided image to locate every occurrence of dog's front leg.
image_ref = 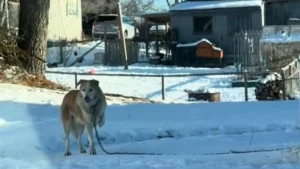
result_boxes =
[86,124,97,155]
[98,113,105,128]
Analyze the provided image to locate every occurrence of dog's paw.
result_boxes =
[80,149,86,154]
[64,152,72,156]
[90,151,97,155]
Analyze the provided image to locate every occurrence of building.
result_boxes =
[169,0,265,60]
[8,0,82,42]
[48,0,82,41]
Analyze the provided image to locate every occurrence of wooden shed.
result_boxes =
[173,39,223,67]
[169,0,265,66]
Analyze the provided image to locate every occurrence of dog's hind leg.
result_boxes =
[61,105,72,156]
[63,121,72,156]
[71,122,86,154]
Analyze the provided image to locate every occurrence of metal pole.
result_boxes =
[161,75,165,100]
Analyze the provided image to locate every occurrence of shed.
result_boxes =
[174,39,223,67]
[139,11,171,60]
[169,0,265,66]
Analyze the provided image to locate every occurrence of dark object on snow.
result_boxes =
[254,72,284,101]
[77,57,84,63]
[47,62,58,68]
[184,89,221,102]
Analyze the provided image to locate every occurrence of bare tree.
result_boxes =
[121,0,154,16]
[17,0,50,74]
[165,0,171,8]
[82,0,154,16]
[82,0,117,16]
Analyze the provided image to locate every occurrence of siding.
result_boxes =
[48,0,82,41]
[265,1,300,25]
[170,7,263,56]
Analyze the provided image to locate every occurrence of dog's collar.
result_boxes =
[88,98,100,115]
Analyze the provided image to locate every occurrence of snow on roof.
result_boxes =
[170,0,263,11]
[177,39,213,47]
[177,38,223,51]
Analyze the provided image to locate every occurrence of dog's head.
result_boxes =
[77,79,99,103]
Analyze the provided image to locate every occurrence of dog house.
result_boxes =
[173,39,223,67]
[196,39,223,59]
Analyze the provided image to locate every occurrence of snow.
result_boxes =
[260,32,300,43]
[260,25,300,43]
[258,72,282,84]
[1,83,300,168]
[177,39,213,47]
[45,63,256,102]
[46,40,168,66]
[177,39,222,51]
[170,0,263,11]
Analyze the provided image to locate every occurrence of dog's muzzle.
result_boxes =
[84,96,91,103]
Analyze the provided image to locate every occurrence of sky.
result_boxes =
[153,0,169,10]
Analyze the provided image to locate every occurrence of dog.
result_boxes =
[60,79,107,156]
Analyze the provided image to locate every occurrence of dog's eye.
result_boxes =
[89,89,93,92]
[82,89,85,92]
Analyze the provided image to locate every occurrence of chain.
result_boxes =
[92,115,162,155]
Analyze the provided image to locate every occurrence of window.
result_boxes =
[66,0,78,17]
[193,16,213,34]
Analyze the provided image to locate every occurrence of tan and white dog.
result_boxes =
[60,79,107,156]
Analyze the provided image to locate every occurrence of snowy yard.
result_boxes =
[1,83,300,169]
[46,63,256,102]
[46,41,256,102]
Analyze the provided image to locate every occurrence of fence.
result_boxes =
[233,31,263,72]
[281,59,300,97]
[103,39,139,66]
[46,69,295,102]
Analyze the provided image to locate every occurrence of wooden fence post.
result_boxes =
[281,71,286,99]
[117,2,128,70]
[243,72,248,101]
[75,72,78,89]
[161,75,165,100]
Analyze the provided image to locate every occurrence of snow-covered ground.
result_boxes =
[45,40,257,102]
[47,41,164,66]
[1,83,300,169]
[46,63,253,102]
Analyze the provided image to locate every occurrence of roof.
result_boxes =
[170,0,263,11]
[139,11,170,24]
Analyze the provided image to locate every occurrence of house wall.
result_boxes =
[48,0,82,41]
[265,0,300,25]
[8,0,82,41]
[170,7,263,56]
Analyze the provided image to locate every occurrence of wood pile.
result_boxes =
[254,72,284,101]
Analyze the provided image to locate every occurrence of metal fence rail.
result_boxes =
[46,69,291,101]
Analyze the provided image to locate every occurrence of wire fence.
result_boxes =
[46,69,298,102]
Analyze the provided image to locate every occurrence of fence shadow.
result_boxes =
[146,75,233,100]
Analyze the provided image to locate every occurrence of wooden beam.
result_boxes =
[145,18,149,59]
[117,2,128,70]
[155,24,159,54]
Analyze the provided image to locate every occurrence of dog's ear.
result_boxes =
[77,79,87,86]
[91,79,99,86]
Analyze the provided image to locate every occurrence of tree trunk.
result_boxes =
[17,0,50,74]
